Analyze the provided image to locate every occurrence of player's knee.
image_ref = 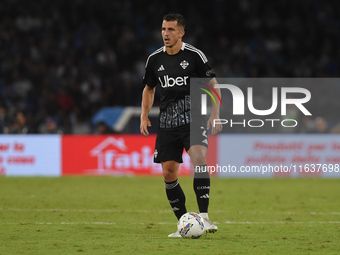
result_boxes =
[190,151,206,166]
[163,170,177,182]
[162,162,179,182]
[189,145,207,166]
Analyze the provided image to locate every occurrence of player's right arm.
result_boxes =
[140,85,156,137]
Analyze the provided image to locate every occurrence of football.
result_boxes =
[177,212,205,239]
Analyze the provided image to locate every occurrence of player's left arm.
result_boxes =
[207,77,222,135]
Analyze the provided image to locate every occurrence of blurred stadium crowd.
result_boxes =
[0,0,339,134]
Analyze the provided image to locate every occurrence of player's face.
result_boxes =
[162,20,184,48]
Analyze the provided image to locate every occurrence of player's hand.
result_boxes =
[207,114,222,135]
[140,117,152,137]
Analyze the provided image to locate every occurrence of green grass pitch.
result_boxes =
[0,176,339,254]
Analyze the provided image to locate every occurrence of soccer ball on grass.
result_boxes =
[177,212,205,239]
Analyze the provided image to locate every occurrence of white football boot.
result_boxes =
[202,218,218,233]
[168,231,181,237]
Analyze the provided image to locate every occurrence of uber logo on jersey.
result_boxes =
[158,75,189,88]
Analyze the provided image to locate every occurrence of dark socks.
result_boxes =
[193,165,210,213]
[165,179,187,220]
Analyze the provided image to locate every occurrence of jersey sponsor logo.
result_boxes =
[157,65,165,71]
[158,75,189,88]
[180,60,189,69]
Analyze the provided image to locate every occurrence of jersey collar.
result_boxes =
[162,42,186,52]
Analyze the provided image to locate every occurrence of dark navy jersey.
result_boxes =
[143,42,215,129]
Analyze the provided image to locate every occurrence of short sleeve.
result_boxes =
[142,57,158,88]
[195,53,216,78]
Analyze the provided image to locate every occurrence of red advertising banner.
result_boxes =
[62,135,158,175]
[62,135,217,176]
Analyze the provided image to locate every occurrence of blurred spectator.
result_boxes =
[39,117,63,134]
[312,117,330,133]
[298,117,315,133]
[0,0,339,134]
[96,121,114,135]
[0,104,9,133]
[330,124,340,134]
[7,110,33,134]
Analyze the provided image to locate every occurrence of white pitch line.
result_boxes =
[225,221,340,224]
[215,210,340,215]
[0,208,172,213]
[1,208,340,215]
[0,222,116,225]
[0,221,340,225]
[310,211,340,215]
[0,222,176,225]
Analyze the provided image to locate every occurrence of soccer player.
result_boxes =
[140,13,222,237]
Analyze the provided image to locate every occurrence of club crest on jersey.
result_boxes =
[180,60,189,69]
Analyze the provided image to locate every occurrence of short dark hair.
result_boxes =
[163,13,185,29]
